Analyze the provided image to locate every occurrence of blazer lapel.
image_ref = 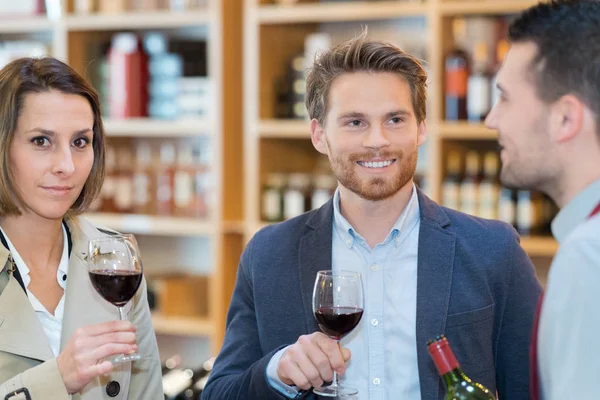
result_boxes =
[298,199,335,334]
[415,190,456,400]
[0,263,54,362]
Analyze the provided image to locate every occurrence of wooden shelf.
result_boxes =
[437,122,498,140]
[521,236,558,257]
[439,0,541,15]
[64,10,211,31]
[151,313,214,337]
[257,1,427,24]
[0,16,54,33]
[84,213,215,236]
[103,118,211,137]
[257,119,310,139]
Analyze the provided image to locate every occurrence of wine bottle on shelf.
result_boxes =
[478,152,499,220]
[445,18,470,121]
[460,151,480,216]
[156,142,176,216]
[491,39,509,107]
[467,42,492,122]
[163,357,215,400]
[133,141,154,215]
[442,151,462,211]
[427,335,495,400]
[497,187,516,229]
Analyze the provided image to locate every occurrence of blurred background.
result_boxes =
[1,0,554,397]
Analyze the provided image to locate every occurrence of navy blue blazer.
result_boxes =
[202,190,542,400]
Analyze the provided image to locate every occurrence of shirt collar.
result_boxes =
[333,184,420,249]
[0,224,70,289]
[551,178,600,243]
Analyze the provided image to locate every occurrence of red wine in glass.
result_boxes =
[312,270,364,397]
[314,307,364,340]
[89,270,143,307]
[88,234,146,364]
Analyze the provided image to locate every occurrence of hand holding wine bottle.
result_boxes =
[56,320,138,394]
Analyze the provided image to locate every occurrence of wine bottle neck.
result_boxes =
[442,367,465,387]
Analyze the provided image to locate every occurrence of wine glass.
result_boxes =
[312,270,364,397]
[88,234,144,364]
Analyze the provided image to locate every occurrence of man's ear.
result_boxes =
[417,120,427,146]
[550,94,585,144]
[311,118,328,155]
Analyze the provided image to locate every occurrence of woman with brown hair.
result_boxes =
[0,57,162,399]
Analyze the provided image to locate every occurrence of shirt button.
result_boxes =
[373,377,381,385]
[395,238,401,245]
[371,318,379,327]
[371,264,379,272]
[62,274,67,281]
[346,239,352,247]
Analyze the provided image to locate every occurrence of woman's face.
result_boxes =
[9,90,95,220]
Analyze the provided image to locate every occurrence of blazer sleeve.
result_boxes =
[127,276,164,399]
[201,239,294,400]
[0,359,70,400]
[494,228,543,400]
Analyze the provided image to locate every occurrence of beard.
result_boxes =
[328,147,418,201]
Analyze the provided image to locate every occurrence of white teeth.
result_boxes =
[360,160,393,168]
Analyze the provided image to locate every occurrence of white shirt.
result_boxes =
[268,185,421,399]
[1,225,69,357]
[539,178,600,400]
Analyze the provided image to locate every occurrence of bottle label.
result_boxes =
[460,183,479,216]
[284,190,305,219]
[442,183,460,210]
[262,189,282,221]
[446,67,468,97]
[467,75,491,118]
[479,182,499,219]
[517,197,533,231]
[498,195,516,225]
[114,176,133,211]
[175,171,193,208]
[133,173,149,206]
[311,189,330,210]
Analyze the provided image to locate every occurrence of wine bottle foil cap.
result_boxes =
[427,335,459,375]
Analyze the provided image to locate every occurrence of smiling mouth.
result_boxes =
[356,159,396,168]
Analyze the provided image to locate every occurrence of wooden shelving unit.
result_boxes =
[64,10,212,30]
[243,0,558,265]
[0,1,243,352]
[258,119,310,138]
[257,1,427,24]
[437,122,498,140]
[151,313,215,337]
[85,213,216,236]
[103,117,212,137]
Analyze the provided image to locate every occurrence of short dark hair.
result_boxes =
[306,29,428,126]
[509,0,600,133]
[0,57,105,216]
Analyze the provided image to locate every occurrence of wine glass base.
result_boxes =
[108,353,150,364]
[313,385,358,397]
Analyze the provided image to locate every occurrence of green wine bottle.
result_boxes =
[427,335,496,400]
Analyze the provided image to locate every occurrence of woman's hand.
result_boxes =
[56,320,137,394]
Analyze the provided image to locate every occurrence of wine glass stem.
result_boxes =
[118,306,126,321]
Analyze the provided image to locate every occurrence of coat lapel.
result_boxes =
[60,219,129,351]
[298,199,335,334]
[415,190,456,400]
[0,251,54,362]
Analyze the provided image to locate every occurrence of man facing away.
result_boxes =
[485,1,600,399]
[203,30,542,400]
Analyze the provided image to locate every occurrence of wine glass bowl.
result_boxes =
[312,270,364,397]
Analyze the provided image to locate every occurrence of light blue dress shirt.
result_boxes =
[267,185,422,399]
[539,178,600,400]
